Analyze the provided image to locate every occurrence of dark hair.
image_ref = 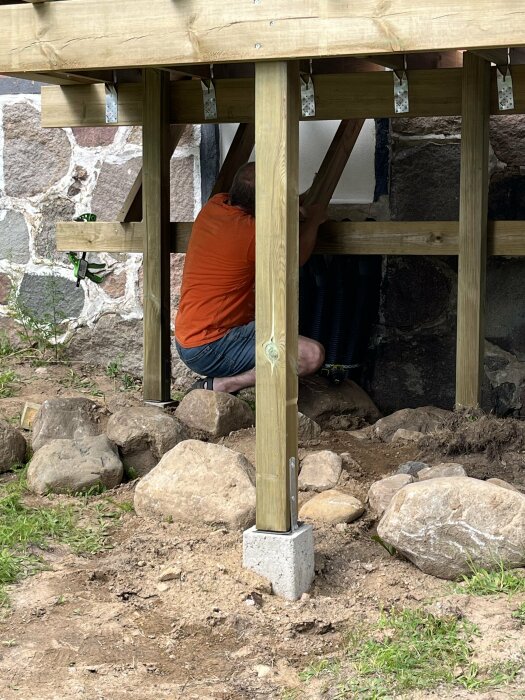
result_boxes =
[229,162,255,217]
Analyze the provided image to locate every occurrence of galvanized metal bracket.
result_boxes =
[201,78,218,120]
[105,83,118,124]
[289,456,298,532]
[497,65,515,111]
[393,70,410,114]
[300,73,316,118]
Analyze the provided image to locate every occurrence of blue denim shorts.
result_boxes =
[176,321,255,377]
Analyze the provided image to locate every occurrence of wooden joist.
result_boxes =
[40,65,525,128]
[56,220,525,257]
[2,0,525,73]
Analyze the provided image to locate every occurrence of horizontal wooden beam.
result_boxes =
[57,220,525,257]
[41,65,525,128]
[2,1,525,73]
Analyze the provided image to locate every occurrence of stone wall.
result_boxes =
[0,78,201,384]
[366,115,525,417]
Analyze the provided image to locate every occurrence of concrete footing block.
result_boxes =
[242,524,315,600]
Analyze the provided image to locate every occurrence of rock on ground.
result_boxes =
[0,421,27,472]
[378,476,525,580]
[372,406,451,442]
[486,477,521,493]
[391,428,424,443]
[175,390,254,438]
[298,376,381,428]
[298,412,322,445]
[396,461,429,477]
[298,451,342,492]
[32,398,105,453]
[417,463,466,481]
[299,490,365,524]
[368,474,414,519]
[27,435,123,495]
[134,440,256,530]
[106,406,189,477]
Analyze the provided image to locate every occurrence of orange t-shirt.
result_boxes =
[175,194,256,348]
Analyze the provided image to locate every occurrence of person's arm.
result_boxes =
[298,202,327,266]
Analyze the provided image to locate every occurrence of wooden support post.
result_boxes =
[142,68,172,402]
[455,52,491,408]
[255,61,300,533]
[211,123,255,197]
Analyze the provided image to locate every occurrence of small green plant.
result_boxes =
[120,373,139,391]
[106,357,123,379]
[0,370,19,399]
[458,660,522,690]
[512,601,525,624]
[59,369,103,397]
[299,658,340,682]
[0,332,14,357]
[455,562,525,596]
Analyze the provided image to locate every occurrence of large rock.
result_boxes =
[34,196,75,261]
[175,390,254,438]
[298,376,381,428]
[0,273,11,305]
[170,155,196,221]
[0,210,30,264]
[32,398,105,453]
[372,406,451,442]
[299,490,365,524]
[27,435,123,495]
[3,102,71,197]
[72,127,118,148]
[0,421,27,472]
[368,474,414,519]
[378,477,525,580]
[106,406,189,477]
[390,142,461,221]
[298,412,322,445]
[91,157,142,220]
[18,274,84,323]
[298,451,342,492]
[134,440,256,530]
[489,115,525,166]
[65,314,143,376]
[417,463,466,481]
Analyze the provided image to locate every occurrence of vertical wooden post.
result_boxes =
[255,61,300,532]
[142,69,172,401]
[455,52,491,408]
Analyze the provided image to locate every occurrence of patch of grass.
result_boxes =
[455,562,525,596]
[458,660,522,691]
[512,601,525,624]
[299,658,341,682]
[0,469,123,606]
[59,368,104,397]
[0,332,15,357]
[0,370,19,398]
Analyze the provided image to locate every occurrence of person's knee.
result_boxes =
[300,339,325,375]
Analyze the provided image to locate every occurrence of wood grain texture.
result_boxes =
[455,53,491,409]
[255,61,299,533]
[40,65,525,128]
[56,220,525,256]
[142,69,172,402]
[3,1,525,72]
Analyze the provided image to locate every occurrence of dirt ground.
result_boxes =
[1,356,525,699]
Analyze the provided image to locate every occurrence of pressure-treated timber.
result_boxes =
[3,1,525,73]
[40,65,525,129]
[255,61,299,533]
[456,53,491,409]
[56,220,525,257]
[142,69,172,402]
[211,123,255,197]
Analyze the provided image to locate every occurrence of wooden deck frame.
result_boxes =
[2,1,525,72]
[4,1,525,535]
[39,65,525,128]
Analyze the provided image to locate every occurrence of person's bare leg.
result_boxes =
[213,368,256,394]
[210,336,323,393]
